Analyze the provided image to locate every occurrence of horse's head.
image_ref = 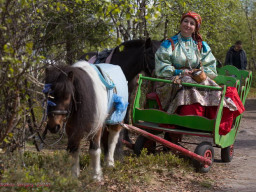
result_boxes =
[144,38,161,76]
[44,67,74,134]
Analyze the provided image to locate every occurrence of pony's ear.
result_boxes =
[68,71,74,82]
[145,37,152,49]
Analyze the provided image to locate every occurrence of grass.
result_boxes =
[246,70,256,98]
[0,147,216,192]
[250,70,256,88]
[247,87,256,98]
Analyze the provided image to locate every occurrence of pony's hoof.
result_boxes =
[106,161,114,167]
[105,158,114,167]
[93,172,103,181]
[71,166,80,178]
[71,171,80,178]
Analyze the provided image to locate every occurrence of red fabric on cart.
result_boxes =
[177,87,244,135]
[225,87,245,116]
[218,87,245,135]
[205,106,217,119]
[178,103,205,116]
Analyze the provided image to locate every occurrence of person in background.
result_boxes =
[225,40,247,70]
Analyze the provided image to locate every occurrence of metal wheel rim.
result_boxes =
[203,149,213,168]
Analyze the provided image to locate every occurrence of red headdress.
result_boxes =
[180,11,203,44]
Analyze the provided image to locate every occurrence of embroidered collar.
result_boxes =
[180,34,192,42]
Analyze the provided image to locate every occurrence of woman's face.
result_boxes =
[180,17,196,37]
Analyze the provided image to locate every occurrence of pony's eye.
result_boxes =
[64,95,70,100]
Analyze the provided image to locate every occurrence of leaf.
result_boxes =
[118,44,124,51]
[126,13,131,20]
[26,42,33,54]
[9,67,14,74]
[3,138,10,144]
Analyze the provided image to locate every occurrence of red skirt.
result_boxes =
[177,87,245,135]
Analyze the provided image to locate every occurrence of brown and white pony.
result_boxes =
[44,61,125,180]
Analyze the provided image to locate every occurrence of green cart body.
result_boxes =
[125,65,252,172]
[132,65,251,148]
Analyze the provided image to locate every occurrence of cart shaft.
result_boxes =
[121,123,212,166]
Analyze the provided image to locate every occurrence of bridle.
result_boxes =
[48,108,70,116]
[34,83,75,148]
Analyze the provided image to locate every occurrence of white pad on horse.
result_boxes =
[73,61,128,125]
[95,63,128,125]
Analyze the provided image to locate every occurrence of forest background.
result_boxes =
[0,0,256,154]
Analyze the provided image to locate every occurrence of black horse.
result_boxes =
[80,38,161,142]
[81,38,161,84]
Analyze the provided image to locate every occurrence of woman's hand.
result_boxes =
[182,69,193,76]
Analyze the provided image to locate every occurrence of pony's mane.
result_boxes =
[45,65,69,84]
[120,39,145,48]
[151,40,162,54]
[54,71,74,100]
[45,65,75,102]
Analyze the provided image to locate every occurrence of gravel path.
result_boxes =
[217,99,256,192]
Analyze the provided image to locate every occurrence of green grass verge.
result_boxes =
[0,148,215,192]
[247,87,256,98]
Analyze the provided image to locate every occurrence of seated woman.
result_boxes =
[154,11,244,135]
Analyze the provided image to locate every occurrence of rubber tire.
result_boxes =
[194,141,214,173]
[221,145,234,162]
[134,135,156,156]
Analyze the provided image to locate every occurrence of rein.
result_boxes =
[28,97,68,149]
[35,81,76,148]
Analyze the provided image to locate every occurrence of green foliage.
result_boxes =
[0,0,46,147]
[0,150,195,191]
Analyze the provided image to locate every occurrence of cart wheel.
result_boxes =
[221,145,234,162]
[194,142,214,173]
[134,135,156,156]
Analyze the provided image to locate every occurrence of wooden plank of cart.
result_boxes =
[122,65,252,173]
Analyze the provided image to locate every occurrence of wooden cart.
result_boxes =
[122,65,252,173]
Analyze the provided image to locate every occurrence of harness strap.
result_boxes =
[90,64,115,90]
[88,55,97,64]
[197,41,202,52]
[168,38,175,51]
[105,48,115,63]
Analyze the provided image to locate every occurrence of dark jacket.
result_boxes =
[225,46,247,70]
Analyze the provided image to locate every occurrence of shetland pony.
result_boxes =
[44,61,127,180]
[80,38,161,141]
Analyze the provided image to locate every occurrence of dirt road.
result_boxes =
[217,98,256,192]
